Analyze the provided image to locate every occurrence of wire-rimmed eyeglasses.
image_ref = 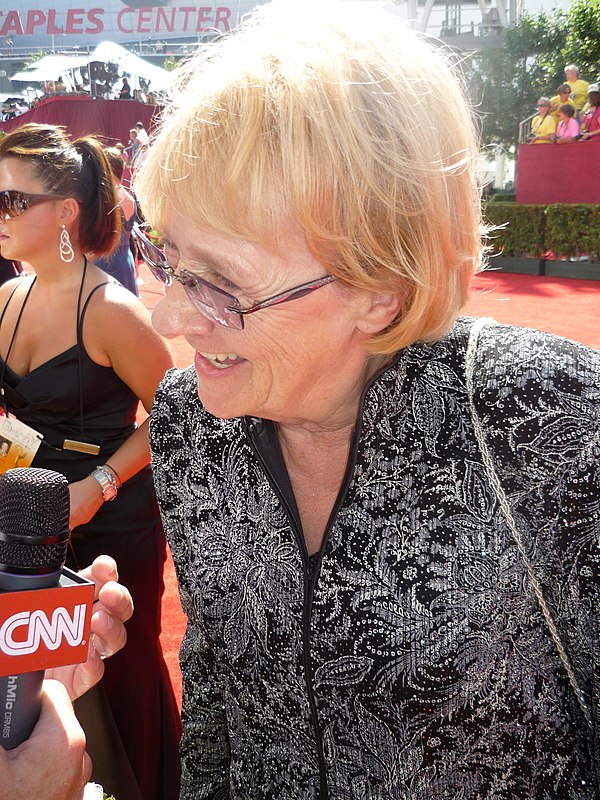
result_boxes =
[132,225,336,331]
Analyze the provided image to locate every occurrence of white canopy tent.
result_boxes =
[90,41,172,93]
[11,53,89,84]
[10,43,172,95]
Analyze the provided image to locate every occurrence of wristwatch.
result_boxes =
[90,465,120,502]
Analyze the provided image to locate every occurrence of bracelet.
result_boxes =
[90,465,119,502]
[103,462,122,488]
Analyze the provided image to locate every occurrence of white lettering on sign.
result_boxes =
[0,605,86,656]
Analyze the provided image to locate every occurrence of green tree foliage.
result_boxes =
[469,0,600,150]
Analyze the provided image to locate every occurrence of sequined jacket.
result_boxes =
[150,317,600,800]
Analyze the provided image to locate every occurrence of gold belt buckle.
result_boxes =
[62,439,101,456]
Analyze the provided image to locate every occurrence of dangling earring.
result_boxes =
[59,225,74,263]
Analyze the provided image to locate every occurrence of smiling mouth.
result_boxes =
[199,351,244,370]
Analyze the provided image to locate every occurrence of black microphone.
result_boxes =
[0,467,70,749]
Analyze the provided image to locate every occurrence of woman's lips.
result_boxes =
[195,351,246,374]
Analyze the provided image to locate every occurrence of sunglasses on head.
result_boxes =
[0,190,67,220]
[131,224,336,331]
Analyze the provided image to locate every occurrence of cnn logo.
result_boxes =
[0,605,87,656]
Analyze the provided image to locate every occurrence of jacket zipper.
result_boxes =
[243,414,364,799]
[241,358,399,796]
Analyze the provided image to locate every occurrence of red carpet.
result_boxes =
[137,266,600,708]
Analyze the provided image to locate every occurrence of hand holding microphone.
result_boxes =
[47,555,134,701]
[0,467,134,799]
[1,679,92,800]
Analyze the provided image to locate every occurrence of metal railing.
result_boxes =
[518,113,536,144]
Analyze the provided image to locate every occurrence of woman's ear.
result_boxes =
[355,291,401,336]
[57,198,80,228]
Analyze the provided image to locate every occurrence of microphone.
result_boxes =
[0,468,92,749]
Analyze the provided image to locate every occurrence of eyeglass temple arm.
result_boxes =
[227,275,336,317]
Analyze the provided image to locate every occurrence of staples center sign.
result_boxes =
[0,579,94,676]
[0,1,263,47]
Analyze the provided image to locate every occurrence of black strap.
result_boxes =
[0,278,37,415]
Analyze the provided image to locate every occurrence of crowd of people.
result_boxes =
[529,64,600,143]
[0,3,598,799]
[0,70,159,122]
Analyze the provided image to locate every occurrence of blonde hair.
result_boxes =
[135,0,483,352]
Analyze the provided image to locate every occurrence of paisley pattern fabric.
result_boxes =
[150,317,600,800]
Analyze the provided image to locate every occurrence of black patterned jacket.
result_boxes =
[150,317,599,800]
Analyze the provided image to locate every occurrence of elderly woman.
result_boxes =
[529,96,557,142]
[134,1,599,797]
[564,63,590,114]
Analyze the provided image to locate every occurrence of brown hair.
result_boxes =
[104,146,125,180]
[559,103,575,118]
[0,123,120,254]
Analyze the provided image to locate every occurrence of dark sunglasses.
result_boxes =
[132,225,336,330]
[0,190,67,220]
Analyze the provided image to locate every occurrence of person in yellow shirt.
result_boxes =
[528,97,557,143]
[564,64,589,113]
[550,83,575,120]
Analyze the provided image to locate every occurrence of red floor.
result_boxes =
[141,265,600,707]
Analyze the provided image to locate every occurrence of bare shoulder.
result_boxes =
[81,280,172,372]
[0,276,27,305]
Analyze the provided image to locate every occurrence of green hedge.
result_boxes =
[483,202,600,260]
[545,205,600,261]
[485,203,546,257]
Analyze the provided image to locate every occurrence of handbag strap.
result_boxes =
[465,317,593,729]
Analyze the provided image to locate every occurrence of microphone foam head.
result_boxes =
[0,468,70,573]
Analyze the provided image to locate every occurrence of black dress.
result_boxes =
[0,276,181,800]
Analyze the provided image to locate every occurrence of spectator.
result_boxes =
[528,97,556,143]
[133,88,145,102]
[135,120,149,146]
[146,91,156,104]
[550,83,574,120]
[580,83,600,140]
[119,77,132,100]
[124,128,140,162]
[564,64,589,114]
[94,147,139,295]
[555,104,580,142]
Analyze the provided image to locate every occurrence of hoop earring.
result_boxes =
[59,225,75,263]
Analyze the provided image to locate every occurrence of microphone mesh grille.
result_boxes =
[0,468,70,570]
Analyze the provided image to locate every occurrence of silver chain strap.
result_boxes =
[465,318,593,729]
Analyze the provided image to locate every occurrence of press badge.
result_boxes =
[0,415,42,474]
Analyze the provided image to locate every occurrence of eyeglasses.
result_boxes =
[0,190,67,220]
[132,225,337,330]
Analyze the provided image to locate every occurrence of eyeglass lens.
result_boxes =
[133,227,243,328]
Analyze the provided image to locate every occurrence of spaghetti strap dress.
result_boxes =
[0,273,181,800]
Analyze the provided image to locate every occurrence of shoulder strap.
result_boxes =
[465,318,593,729]
[0,278,26,332]
[76,281,111,345]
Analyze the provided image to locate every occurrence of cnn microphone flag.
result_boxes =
[0,569,94,676]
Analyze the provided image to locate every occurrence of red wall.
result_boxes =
[0,95,160,148]
[516,140,600,204]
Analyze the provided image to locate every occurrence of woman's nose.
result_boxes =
[151,281,216,338]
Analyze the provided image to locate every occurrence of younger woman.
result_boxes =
[0,123,181,800]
